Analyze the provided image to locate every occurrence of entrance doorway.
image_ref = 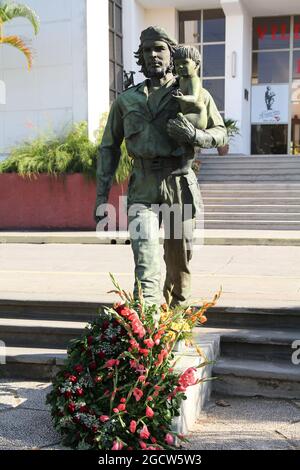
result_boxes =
[251,15,300,155]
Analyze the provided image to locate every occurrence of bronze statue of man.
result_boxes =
[95,26,227,308]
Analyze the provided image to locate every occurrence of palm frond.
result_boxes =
[0,2,40,34]
[0,34,32,68]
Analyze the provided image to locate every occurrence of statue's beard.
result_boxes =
[144,64,173,79]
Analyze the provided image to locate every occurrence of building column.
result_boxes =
[86,0,110,141]
[221,0,252,155]
[123,0,146,84]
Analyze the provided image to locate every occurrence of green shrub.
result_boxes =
[0,117,132,184]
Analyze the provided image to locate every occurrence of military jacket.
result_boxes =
[96,77,227,203]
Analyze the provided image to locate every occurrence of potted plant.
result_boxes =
[217,118,240,156]
[0,118,132,230]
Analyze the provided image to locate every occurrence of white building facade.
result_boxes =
[0,0,300,158]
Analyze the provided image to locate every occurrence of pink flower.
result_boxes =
[146,406,154,418]
[133,388,143,402]
[144,338,155,348]
[99,415,109,422]
[111,440,123,450]
[140,424,150,440]
[129,420,137,433]
[113,408,119,413]
[154,348,168,366]
[115,304,133,318]
[117,403,126,411]
[178,367,197,388]
[105,359,120,368]
[130,339,140,349]
[138,375,146,382]
[151,436,157,444]
[120,398,126,403]
[139,440,147,449]
[165,433,174,445]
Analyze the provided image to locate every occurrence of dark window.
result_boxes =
[203,79,225,111]
[251,124,288,154]
[203,9,225,42]
[203,44,225,77]
[179,9,225,112]
[294,16,300,48]
[252,51,289,84]
[293,50,300,79]
[252,16,290,50]
[109,0,123,103]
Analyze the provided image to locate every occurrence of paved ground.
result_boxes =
[0,379,299,450]
[1,243,300,307]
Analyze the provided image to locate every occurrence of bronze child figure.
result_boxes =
[173,45,208,131]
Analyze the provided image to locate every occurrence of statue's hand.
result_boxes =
[167,113,196,144]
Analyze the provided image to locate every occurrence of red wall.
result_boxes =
[0,174,128,230]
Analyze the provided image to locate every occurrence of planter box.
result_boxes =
[0,173,128,230]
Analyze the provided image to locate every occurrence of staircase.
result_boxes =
[0,299,299,400]
[198,156,300,230]
[195,307,300,399]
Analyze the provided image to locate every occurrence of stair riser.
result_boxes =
[203,198,300,204]
[0,362,62,381]
[203,311,300,329]
[204,213,300,221]
[212,374,300,399]
[202,206,300,213]
[0,328,84,348]
[204,222,300,229]
[220,341,295,361]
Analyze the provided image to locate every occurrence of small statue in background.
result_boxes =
[123,70,135,90]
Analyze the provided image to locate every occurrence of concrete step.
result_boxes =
[203,205,300,213]
[204,212,300,221]
[213,358,300,399]
[0,299,101,322]
[203,197,300,205]
[198,176,300,182]
[204,221,300,230]
[200,306,300,330]
[199,183,300,190]
[195,327,299,362]
[0,318,86,348]
[201,191,300,198]
[199,162,300,169]
[200,169,300,175]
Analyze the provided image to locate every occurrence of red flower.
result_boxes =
[94,376,102,384]
[129,420,137,433]
[140,424,150,440]
[115,304,133,318]
[105,359,120,368]
[97,351,106,359]
[68,402,76,414]
[99,415,109,422]
[68,375,78,383]
[92,425,98,433]
[151,436,157,444]
[139,348,150,357]
[87,336,94,345]
[139,441,147,449]
[101,320,110,330]
[64,390,72,399]
[146,406,154,418]
[89,361,97,370]
[79,405,89,413]
[133,388,143,402]
[144,338,155,348]
[74,364,84,374]
[76,388,84,397]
